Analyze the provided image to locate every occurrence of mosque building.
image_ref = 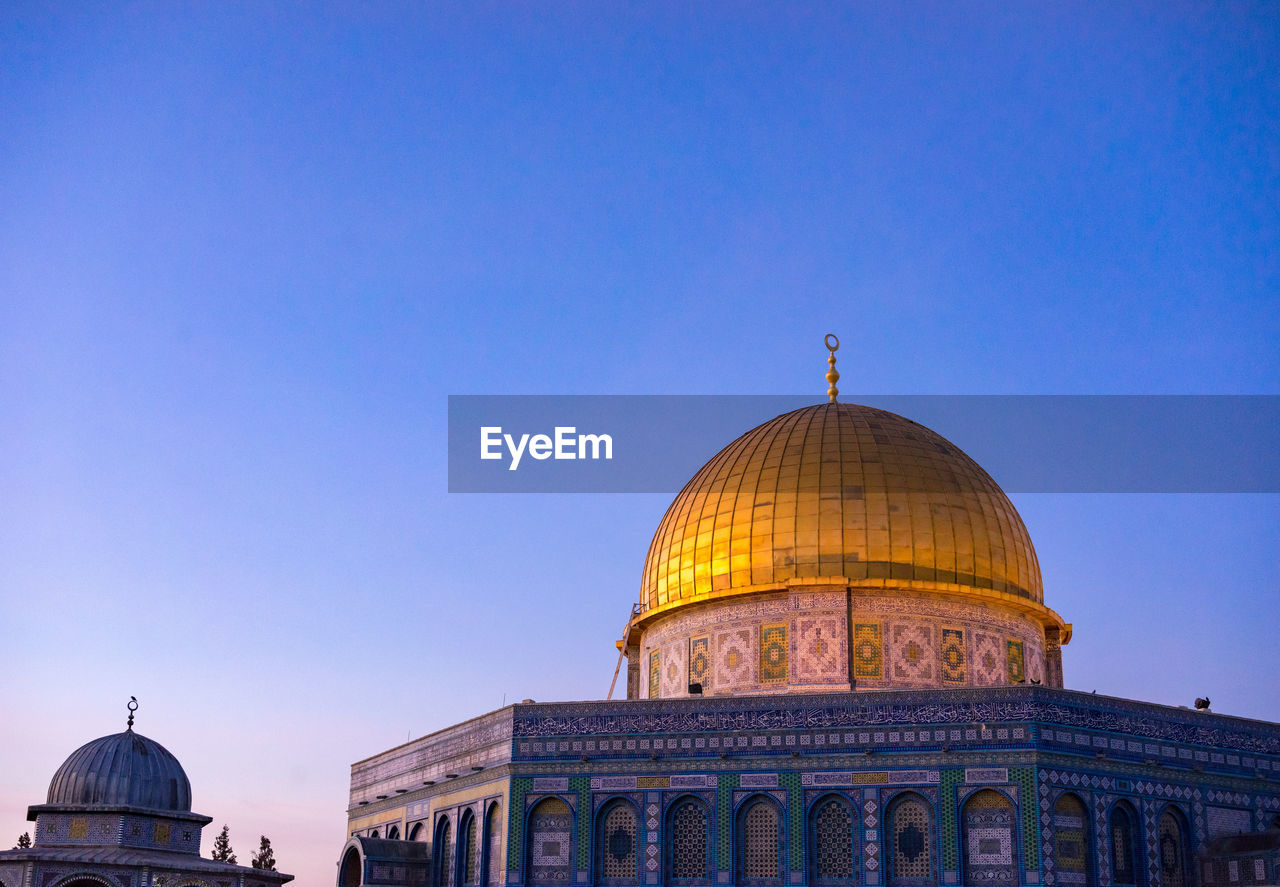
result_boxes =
[333,340,1279,887]
[0,702,293,887]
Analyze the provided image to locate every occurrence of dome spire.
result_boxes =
[126,696,137,731]
[825,334,840,403]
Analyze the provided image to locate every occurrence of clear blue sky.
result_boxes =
[1,4,1277,885]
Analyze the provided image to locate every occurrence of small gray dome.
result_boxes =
[47,730,192,812]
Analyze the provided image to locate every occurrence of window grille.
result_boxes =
[600,803,638,881]
[814,798,854,881]
[891,796,932,882]
[671,802,707,880]
[743,801,779,881]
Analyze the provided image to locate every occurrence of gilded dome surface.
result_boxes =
[46,729,192,812]
[640,402,1042,612]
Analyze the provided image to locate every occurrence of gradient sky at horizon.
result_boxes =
[2,4,1278,885]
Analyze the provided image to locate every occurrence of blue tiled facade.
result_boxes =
[341,687,1280,887]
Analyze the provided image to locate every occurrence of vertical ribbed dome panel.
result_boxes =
[46,730,192,812]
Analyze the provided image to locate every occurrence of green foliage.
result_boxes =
[251,835,277,871]
[210,824,237,863]
[14,832,31,849]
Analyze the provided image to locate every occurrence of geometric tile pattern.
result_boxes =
[1007,641,1025,684]
[941,628,967,684]
[528,797,572,885]
[649,651,660,700]
[509,778,531,871]
[1012,768,1039,874]
[891,623,936,683]
[716,627,754,688]
[718,773,740,872]
[661,640,688,698]
[973,632,1003,685]
[795,616,843,683]
[941,769,965,873]
[852,623,884,680]
[760,623,788,683]
[962,790,1017,885]
[782,771,803,873]
[865,797,881,875]
[573,775,591,871]
[689,636,710,688]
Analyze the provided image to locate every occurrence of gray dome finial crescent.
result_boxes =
[127,696,138,731]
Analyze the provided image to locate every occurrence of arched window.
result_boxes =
[371,829,381,839]
[1053,794,1090,887]
[668,798,711,883]
[962,790,1017,886]
[436,818,454,887]
[737,795,783,885]
[810,794,855,884]
[597,799,641,884]
[410,822,425,842]
[388,825,401,841]
[1110,804,1139,887]
[484,803,503,886]
[888,793,935,885]
[527,797,573,886]
[1158,809,1188,887]
[339,846,363,887]
[461,810,479,887]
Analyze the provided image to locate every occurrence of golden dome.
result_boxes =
[640,402,1043,614]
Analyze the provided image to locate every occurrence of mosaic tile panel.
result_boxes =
[716,627,754,688]
[1012,768,1039,874]
[528,797,573,885]
[1053,795,1089,886]
[782,771,803,873]
[719,773,740,872]
[761,623,789,683]
[942,769,965,873]
[962,790,1017,886]
[795,616,844,683]
[941,628,967,684]
[572,776,591,872]
[1007,641,1025,684]
[853,623,884,680]
[690,636,711,689]
[972,632,1003,686]
[662,639,689,698]
[510,778,531,871]
[649,651,660,700]
[891,622,936,683]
